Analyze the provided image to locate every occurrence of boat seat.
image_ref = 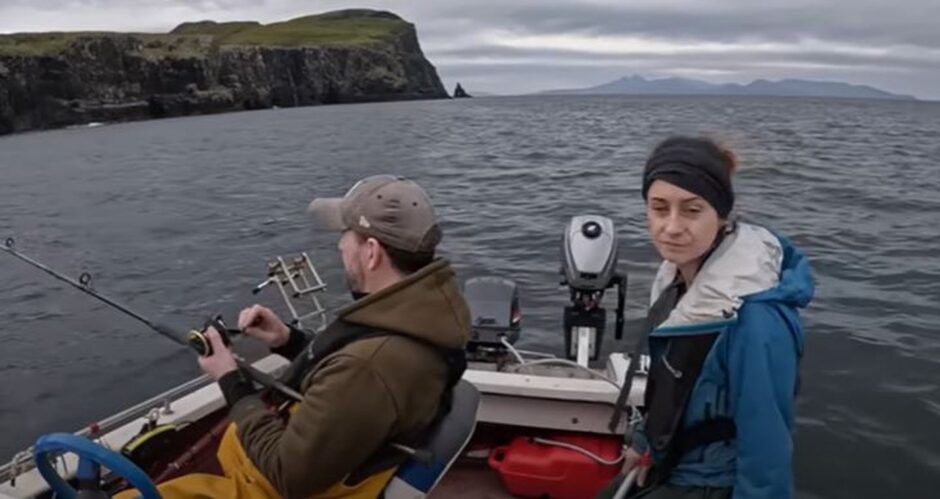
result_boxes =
[382,380,480,499]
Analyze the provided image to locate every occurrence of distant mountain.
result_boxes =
[541,75,916,100]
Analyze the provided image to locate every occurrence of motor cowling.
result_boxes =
[561,215,618,294]
[464,277,522,358]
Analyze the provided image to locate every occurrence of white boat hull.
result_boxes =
[1,352,646,498]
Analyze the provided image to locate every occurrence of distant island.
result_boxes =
[540,75,916,100]
[0,9,448,135]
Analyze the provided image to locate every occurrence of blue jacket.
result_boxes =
[631,223,814,499]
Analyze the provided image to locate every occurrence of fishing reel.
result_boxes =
[560,215,626,365]
[186,315,242,357]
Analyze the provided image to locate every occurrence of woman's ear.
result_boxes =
[722,216,738,234]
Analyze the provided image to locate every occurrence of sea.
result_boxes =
[1,95,939,497]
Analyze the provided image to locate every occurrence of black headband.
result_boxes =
[641,138,734,218]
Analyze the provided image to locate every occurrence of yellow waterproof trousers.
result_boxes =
[115,424,394,499]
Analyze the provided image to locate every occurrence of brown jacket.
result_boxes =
[219,259,470,498]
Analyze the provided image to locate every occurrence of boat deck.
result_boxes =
[431,461,514,498]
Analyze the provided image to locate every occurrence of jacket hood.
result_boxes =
[337,258,470,349]
[650,222,814,334]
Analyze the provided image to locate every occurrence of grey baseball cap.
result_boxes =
[307,175,441,254]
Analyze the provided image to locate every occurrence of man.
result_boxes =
[135,175,470,498]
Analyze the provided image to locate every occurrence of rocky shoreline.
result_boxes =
[0,10,449,135]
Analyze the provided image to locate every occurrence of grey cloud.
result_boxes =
[430,44,938,72]
[14,0,262,9]
[417,0,940,98]
[7,0,940,48]
[1,0,937,98]
[428,1,940,50]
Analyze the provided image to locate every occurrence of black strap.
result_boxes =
[608,281,682,433]
[277,320,465,401]
[272,320,467,486]
[342,329,466,486]
[607,327,648,433]
[274,321,391,394]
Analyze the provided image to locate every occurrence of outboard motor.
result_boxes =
[561,215,626,366]
[464,276,522,362]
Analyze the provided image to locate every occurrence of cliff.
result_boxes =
[0,9,449,135]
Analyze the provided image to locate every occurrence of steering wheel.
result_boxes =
[33,433,160,499]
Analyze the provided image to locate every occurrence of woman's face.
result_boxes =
[646,180,723,268]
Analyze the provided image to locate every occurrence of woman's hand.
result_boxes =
[621,447,652,487]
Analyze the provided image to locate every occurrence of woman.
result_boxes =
[607,136,814,499]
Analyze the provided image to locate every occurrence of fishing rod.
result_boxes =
[1,237,303,401]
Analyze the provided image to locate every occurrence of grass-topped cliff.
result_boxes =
[0,9,448,134]
[0,10,411,56]
[171,10,407,47]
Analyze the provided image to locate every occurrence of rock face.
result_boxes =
[453,82,471,98]
[0,10,449,135]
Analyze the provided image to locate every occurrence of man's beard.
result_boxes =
[344,266,368,300]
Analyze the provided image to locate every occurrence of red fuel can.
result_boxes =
[488,434,622,499]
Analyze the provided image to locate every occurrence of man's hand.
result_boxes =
[621,447,652,487]
[238,304,290,348]
[197,327,238,381]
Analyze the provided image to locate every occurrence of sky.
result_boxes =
[1,0,937,99]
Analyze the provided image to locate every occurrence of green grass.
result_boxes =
[218,12,407,48]
[0,32,212,58]
[0,32,96,56]
[169,21,260,38]
[0,10,408,57]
